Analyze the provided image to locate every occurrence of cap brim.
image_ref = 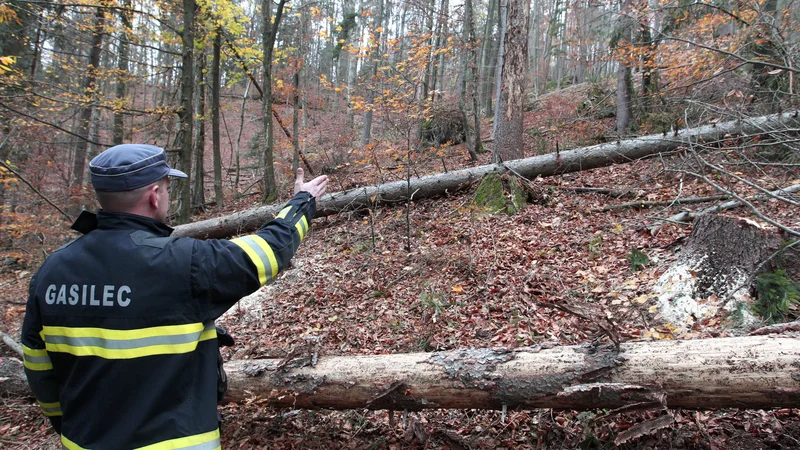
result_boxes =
[168,168,188,178]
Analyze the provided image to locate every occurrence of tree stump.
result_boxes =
[472,172,528,215]
[654,214,788,328]
[686,214,783,297]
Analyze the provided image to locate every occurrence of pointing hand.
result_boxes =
[294,168,329,199]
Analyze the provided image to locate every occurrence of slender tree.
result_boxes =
[71,1,108,200]
[211,30,223,207]
[261,0,289,202]
[113,0,133,145]
[177,0,196,223]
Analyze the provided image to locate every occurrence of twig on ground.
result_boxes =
[591,195,729,212]
[749,320,800,336]
[1,330,24,358]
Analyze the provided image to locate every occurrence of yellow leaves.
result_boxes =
[0,56,16,75]
[451,285,465,295]
[0,4,20,25]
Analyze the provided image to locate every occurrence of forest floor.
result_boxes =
[1,84,799,449]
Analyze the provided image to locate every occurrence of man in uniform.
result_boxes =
[20,144,328,449]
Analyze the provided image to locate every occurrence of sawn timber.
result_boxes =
[174,111,800,239]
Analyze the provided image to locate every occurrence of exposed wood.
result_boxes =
[590,195,729,212]
[173,111,800,239]
[4,337,798,411]
[222,336,800,410]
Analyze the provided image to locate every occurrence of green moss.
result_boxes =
[473,172,507,214]
[473,172,528,215]
[508,176,528,214]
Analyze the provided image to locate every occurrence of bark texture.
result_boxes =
[493,0,531,162]
[223,336,800,410]
[173,111,800,240]
[4,337,800,410]
[684,214,783,297]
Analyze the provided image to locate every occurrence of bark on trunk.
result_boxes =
[70,4,107,193]
[5,336,799,410]
[223,336,800,410]
[493,0,530,162]
[173,111,800,239]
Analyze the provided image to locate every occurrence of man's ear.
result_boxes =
[148,184,160,211]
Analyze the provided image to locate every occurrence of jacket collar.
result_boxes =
[70,210,173,237]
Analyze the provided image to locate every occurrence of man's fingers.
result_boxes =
[296,168,304,183]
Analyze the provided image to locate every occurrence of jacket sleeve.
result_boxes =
[21,276,63,433]
[194,192,317,319]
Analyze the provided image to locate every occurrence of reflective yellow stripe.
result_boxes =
[44,323,204,339]
[62,429,220,450]
[135,429,221,450]
[38,400,62,416]
[23,345,53,371]
[231,235,278,286]
[42,323,216,360]
[276,206,292,219]
[62,434,85,450]
[295,216,308,240]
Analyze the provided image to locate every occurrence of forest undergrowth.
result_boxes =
[1,86,799,449]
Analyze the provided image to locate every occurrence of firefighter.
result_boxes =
[21,144,328,449]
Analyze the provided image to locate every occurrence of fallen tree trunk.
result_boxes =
[174,111,800,239]
[3,336,799,409]
[223,336,800,410]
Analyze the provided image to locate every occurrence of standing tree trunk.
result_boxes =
[292,71,301,173]
[177,0,196,223]
[113,0,132,145]
[211,30,224,207]
[234,81,251,190]
[459,0,480,161]
[492,0,531,163]
[361,0,384,147]
[193,49,206,210]
[614,0,634,133]
[479,0,496,116]
[261,0,289,202]
[71,2,107,200]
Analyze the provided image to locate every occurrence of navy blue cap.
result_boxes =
[89,144,188,192]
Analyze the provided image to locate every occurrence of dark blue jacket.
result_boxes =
[21,192,316,449]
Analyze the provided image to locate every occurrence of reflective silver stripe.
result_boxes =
[238,236,275,278]
[46,322,215,350]
[23,354,52,364]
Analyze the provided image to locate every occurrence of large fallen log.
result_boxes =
[3,336,799,409]
[224,335,800,410]
[174,111,800,239]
